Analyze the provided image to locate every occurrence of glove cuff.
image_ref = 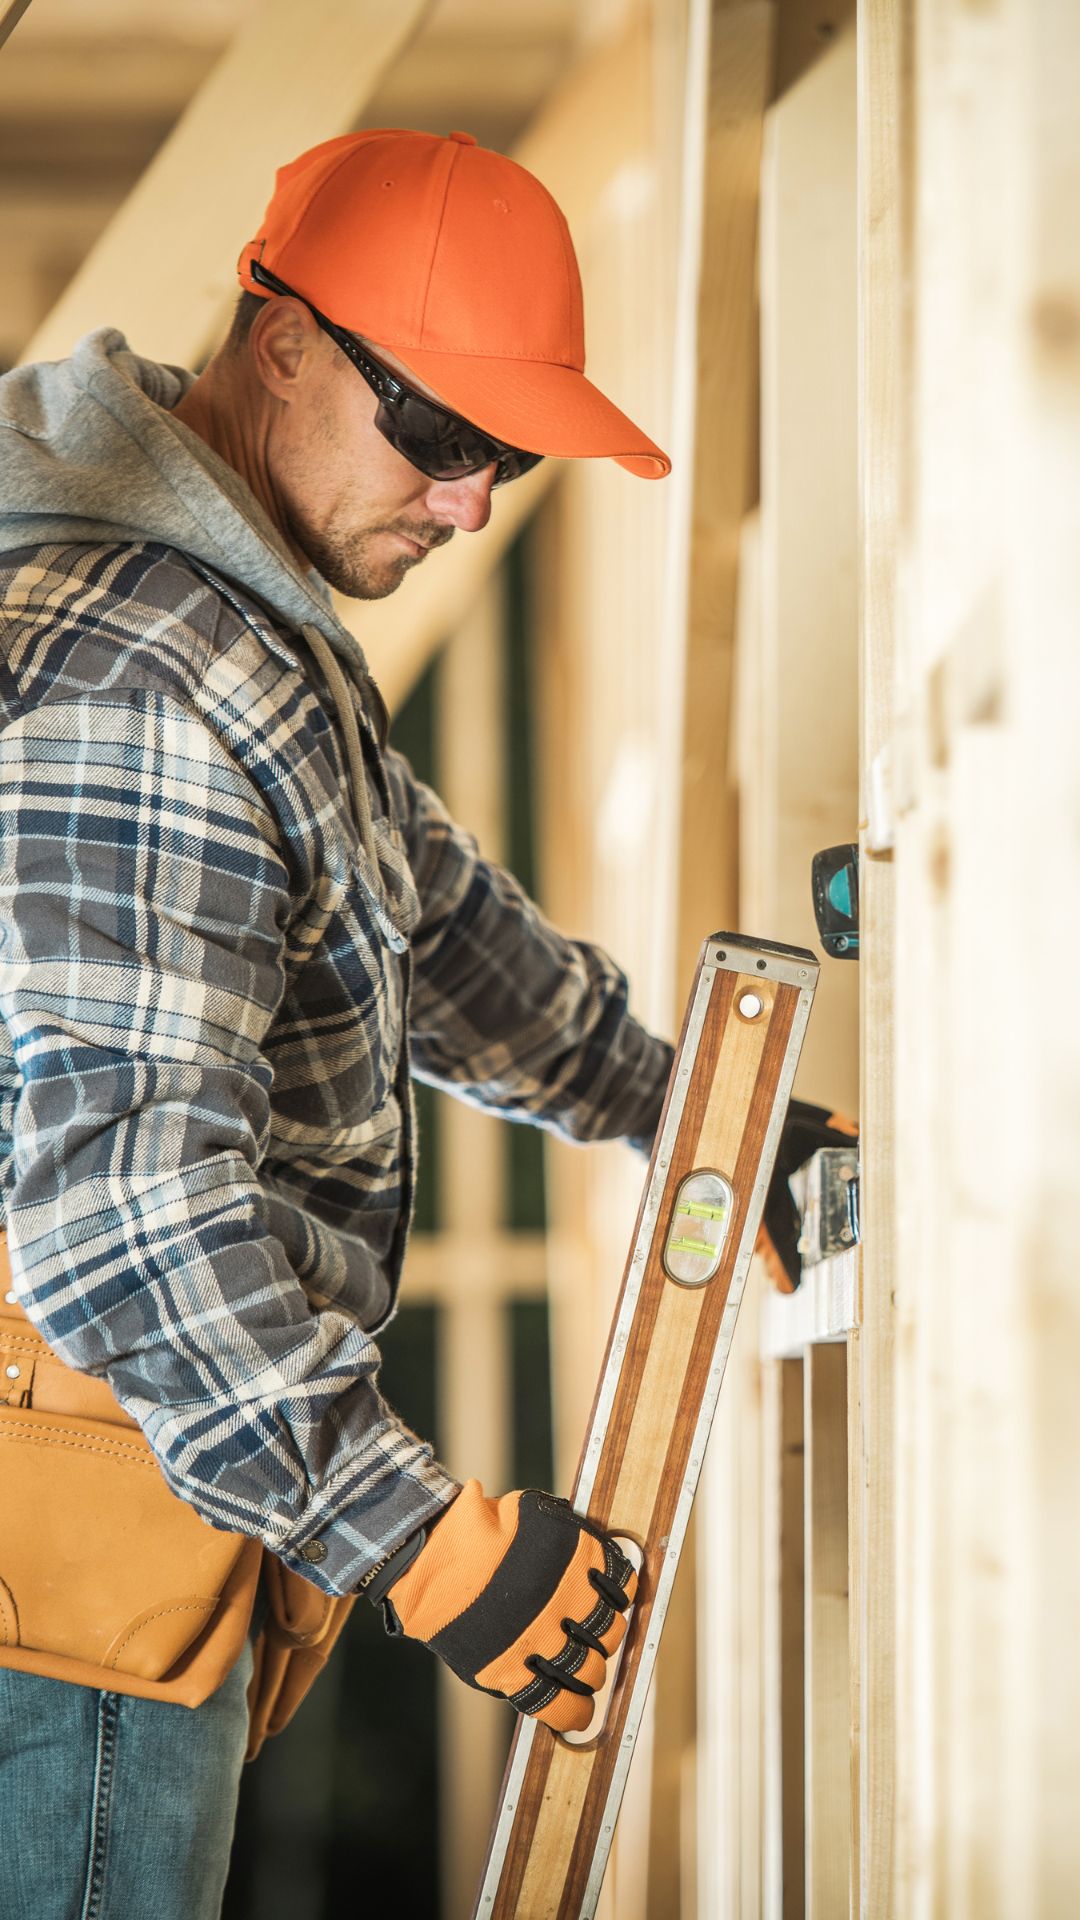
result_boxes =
[362,1525,430,1613]
[388,1479,520,1641]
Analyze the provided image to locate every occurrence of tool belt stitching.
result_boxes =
[0,1421,159,1465]
[107,1600,225,1666]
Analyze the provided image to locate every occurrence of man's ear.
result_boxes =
[248,296,324,403]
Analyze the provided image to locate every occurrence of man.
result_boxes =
[0,128,845,1916]
[0,128,675,1919]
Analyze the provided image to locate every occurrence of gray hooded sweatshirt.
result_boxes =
[0,328,670,1596]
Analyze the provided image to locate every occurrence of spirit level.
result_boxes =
[473,932,819,1919]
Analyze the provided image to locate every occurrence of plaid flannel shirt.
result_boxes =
[0,539,673,1594]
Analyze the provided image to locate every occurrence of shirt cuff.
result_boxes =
[621,1032,675,1156]
[276,1434,462,1596]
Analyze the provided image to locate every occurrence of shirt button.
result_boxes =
[300,1539,328,1565]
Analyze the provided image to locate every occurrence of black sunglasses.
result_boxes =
[249,259,543,489]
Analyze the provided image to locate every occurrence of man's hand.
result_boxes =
[369,1481,636,1732]
[757,1098,859,1291]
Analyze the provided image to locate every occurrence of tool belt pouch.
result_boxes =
[245,1555,355,1762]
[0,1296,263,1710]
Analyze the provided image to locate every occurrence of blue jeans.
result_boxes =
[0,1643,253,1920]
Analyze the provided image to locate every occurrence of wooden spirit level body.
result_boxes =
[473,933,819,1919]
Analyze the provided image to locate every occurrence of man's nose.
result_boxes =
[425,464,497,533]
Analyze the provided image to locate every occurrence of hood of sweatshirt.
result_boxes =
[0,326,418,948]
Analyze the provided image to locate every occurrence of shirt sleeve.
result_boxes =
[385,749,674,1155]
[0,689,457,1594]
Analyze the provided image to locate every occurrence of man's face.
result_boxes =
[252,300,498,600]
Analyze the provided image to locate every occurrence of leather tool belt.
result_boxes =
[0,1234,354,1760]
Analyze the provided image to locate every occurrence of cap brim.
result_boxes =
[375,347,671,480]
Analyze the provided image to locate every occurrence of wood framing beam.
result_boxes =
[853,1,903,1911]
[697,1261,767,1918]
[436,580,513,1919]
[804,1342,850,1918]
[673,4,774,1913]
[756,15,859,1113]
[21,0,435,369]
[398,1232,547,1304]
[1012,7,1080,1903]
[760,1354,806,1919]
[776,0,856,95]
[675,0,775,994]
[0,0,33,59]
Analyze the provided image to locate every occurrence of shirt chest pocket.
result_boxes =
[269,872,406,1141]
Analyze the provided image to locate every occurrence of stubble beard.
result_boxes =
[285,501,453,601]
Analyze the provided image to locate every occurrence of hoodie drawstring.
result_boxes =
[299,623,412,956]
[301,623,378,868]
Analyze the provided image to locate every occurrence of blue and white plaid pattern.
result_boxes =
[0,541,672,1594]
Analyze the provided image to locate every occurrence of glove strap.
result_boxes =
[361,1526,430,1626]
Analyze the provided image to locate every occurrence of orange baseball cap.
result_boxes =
[238,129,670,480]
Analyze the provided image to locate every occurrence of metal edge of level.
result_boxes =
[705,934,818,991]
[578,976,817,1916]
[473,955,718,1916]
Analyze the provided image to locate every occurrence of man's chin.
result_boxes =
[315,553,416,602]
[363,553,424,600]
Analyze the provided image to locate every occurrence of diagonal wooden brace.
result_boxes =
[473,931,819,1919]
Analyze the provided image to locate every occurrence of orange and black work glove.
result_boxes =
[757,1098,859,1293]
[365,1481,637,1733]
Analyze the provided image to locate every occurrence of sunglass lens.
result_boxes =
[491,447,544,487]
[376,395,542,487]
[376,395,483,481]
